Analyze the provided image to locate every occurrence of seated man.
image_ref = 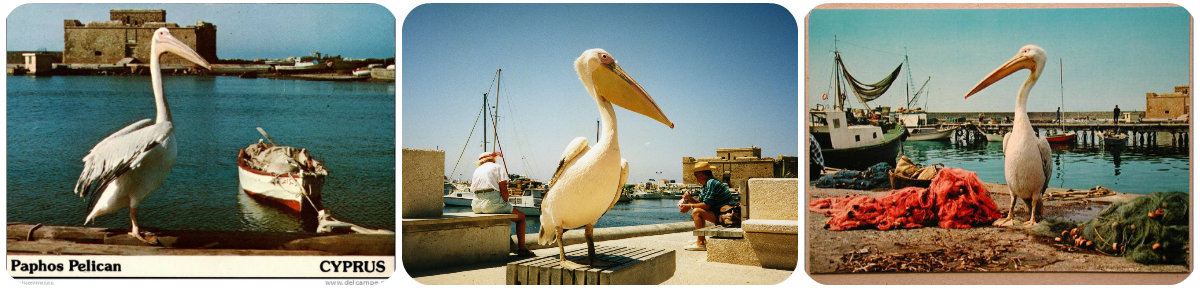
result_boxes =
[678,162,738,251]
[471,152,534,257]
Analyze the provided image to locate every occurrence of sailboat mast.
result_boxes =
[1060,58,1064,128]
[904,47,912,110]
[482,92,489,152]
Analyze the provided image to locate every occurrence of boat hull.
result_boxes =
[815,126,907,170]
[905,128,954,141]
[237,151,325,216]
[1045,131,1077,143]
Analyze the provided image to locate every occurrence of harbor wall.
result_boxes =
[926,111,1146,123]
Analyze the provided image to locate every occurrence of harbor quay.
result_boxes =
[401,148,799,284]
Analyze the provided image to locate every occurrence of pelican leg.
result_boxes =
[558,226,585,270]
[993,192,1016,227]
[1022,195,1042,227]
[584,224,615,267]
[128,207,147,241]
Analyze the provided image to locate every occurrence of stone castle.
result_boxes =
[681,147,797,192]
[63,9,217,65]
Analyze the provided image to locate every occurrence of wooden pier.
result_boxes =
[945,122,1188,151]
[6,223,394,256]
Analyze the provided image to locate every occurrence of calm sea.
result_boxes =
[6,75,395,232]
[902,140,1189,194]
[445,198,694,235]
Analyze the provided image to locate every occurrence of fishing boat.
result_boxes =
[275,60,324,73]
[810,39,908,170]
[237,128,328,216]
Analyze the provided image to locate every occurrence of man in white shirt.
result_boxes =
[471,152,533,256]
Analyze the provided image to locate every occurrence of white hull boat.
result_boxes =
[237,141,328,216]
[906,127,954,141]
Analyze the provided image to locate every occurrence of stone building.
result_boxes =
[681,147,797,192]
[63,9,217,65]
[1145,85,1190,121]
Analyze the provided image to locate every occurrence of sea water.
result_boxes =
[444,198,694,235]
[6,75,395,232]
[901,140,1189,195]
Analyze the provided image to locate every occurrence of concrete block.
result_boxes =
[402,148,444,218]
[401,212,513,271]
[742,219,798,270]
[507,246,675,285]
[706,237,760,266]
[747,178,798,221]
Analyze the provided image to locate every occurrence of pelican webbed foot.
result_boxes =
[560,258,588,270]
[585,257,616,268]
[992,215,1014,227]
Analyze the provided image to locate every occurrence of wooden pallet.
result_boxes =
[506,246,675,285]
[693,226,744,238]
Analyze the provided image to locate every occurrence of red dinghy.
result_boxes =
[1044,131,1077,143]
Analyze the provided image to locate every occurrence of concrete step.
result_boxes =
[402,212,514,271]
[742,219,798,270]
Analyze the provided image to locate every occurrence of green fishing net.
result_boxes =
[1033,192,1189,265]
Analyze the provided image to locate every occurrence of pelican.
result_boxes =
[538,49,673,269]
[964,45,1052,227]
[73,28,211,242]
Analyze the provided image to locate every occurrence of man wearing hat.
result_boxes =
[471,151,533,256]
[678,161,737,251]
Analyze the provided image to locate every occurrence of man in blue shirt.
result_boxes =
[678,162,737,251]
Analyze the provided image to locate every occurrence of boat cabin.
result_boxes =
[809,110,888,150]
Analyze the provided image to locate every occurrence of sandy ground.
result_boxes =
[407,231,796,284]
[806,184,1190,274]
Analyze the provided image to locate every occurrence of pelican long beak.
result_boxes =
[158,33,212,70]
[964,54,1036,99]
[591,62,674,128]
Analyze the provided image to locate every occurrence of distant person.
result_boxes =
[471,152,534,257]
[1056,107,1061,123]
[679,162,739,251]
[1114,105,1121,124]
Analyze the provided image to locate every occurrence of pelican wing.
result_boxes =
[547,137,590,190]
[1037,136,1053,194]
[603,159,629,214]
[74,120,173,200]
[1002,132,1011,154]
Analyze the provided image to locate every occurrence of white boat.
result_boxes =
[508,188,543,216]
[237,140,328,216]
[906,126,955,141]
[442,187,541,215]
[352,68,372,76]
[275,60,324,72]
[985,132,1005,142]
[443,189,475,207]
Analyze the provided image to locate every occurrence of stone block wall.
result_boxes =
[401,148,444,218]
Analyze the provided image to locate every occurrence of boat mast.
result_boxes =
[1059,58,1065,129]
[904,47,912,110]
[482,92,489,152]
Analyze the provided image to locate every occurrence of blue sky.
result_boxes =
[807,7,1190,113]
[5,3,395,59]
[402,4,798,182]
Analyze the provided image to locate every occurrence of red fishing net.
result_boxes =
[810,168,1003,231]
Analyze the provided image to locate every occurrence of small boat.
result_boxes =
[617,187,633,202]
[352,68,372,76]
[1044,131,1077,143]
[443,189,475,207]
[906,126,955,141]
[984,131,1005,142]
[275,60,324,72]
[1101,130,1128,146]
[237,129,328,216]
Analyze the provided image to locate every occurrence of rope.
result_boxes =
[449,104,486,180]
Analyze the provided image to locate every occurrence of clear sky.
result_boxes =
[807,7,1190,113]
[5,3,395,59]
[402,4,798,183]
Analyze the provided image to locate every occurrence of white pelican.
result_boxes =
[73,28,211,242]
[964,45,1052,227]
[538,49,673,269]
